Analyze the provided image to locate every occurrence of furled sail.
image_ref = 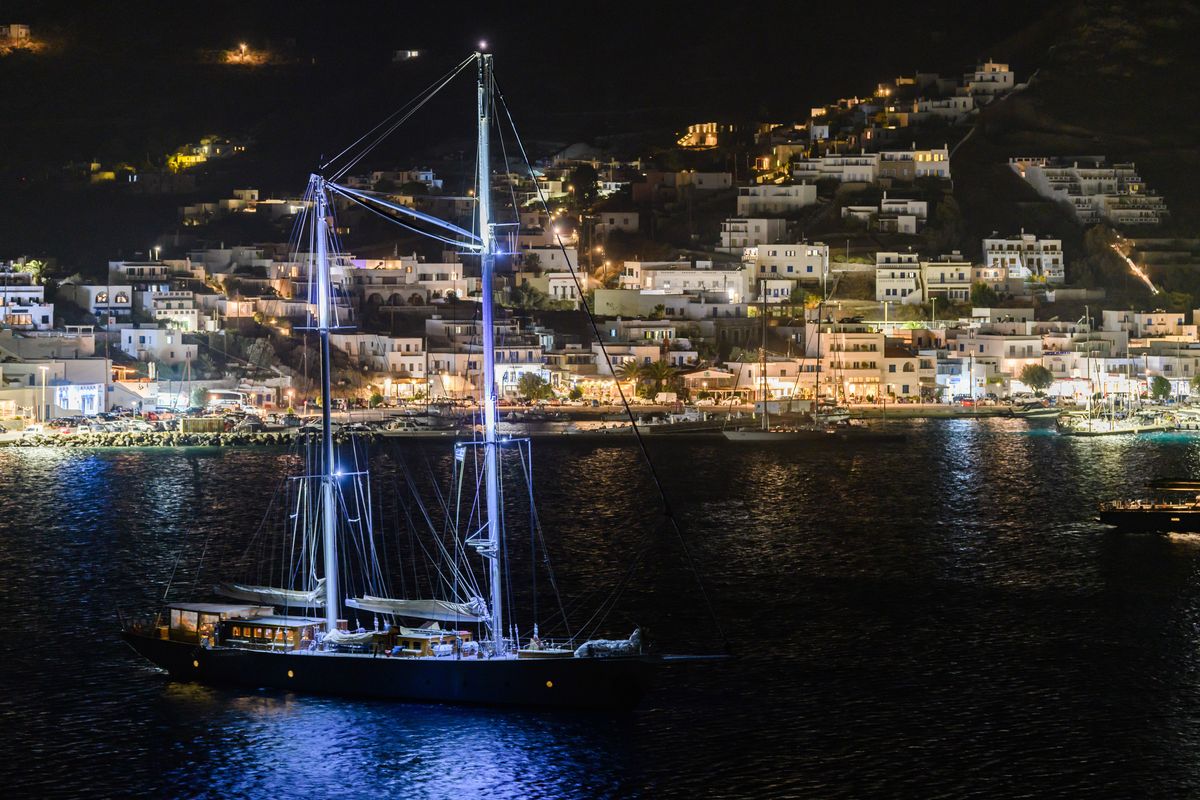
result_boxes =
[346,595,487,623]
[323,629,378,646]
[215,578,326,608]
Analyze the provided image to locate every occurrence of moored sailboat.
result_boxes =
[121,51,723,709]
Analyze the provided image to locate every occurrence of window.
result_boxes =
[888,364,896,373]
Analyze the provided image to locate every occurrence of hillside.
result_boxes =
[951,0,1200,301]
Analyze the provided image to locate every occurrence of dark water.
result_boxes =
[6,419,1200,798]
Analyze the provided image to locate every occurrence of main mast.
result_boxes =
[476,51,504,656]
[314,178,339,633]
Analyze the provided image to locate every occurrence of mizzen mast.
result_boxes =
[313,177,340,633]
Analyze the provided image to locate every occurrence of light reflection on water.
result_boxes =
[7,422,1200,796]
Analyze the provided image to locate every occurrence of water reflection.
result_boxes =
[9,425,1200,796]
[154,686,636,799]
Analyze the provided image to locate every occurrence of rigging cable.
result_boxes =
[493,80,729,650]
[323,54,476,180]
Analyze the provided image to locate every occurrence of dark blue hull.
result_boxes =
[123,632,658,709]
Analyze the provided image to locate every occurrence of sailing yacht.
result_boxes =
[723,299,901,442]
[121,51,721,709]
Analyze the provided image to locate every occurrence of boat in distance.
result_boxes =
[1099,480,1200,532]
[1011,401,1062,419]
[722,424,906,443]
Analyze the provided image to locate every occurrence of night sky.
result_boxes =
[0,0,1060,261]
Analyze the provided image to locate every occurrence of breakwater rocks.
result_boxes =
[4,431,300,448]
[0,430,447,448]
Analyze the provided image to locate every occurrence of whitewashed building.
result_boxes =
[735,184,817,215]
[982,233,1065,284]
[618,261,751,303]
[119,325,197,365]
[719,218,788,252]
[1009,157,1168,226]
[875,252,922,303]
[963,61,1015,102]
[743,243,829,289]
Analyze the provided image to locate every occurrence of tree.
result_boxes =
[1018,363,1054,395]
[649,303,666,320]
[1151,375,1172,401]
[568,385,583,401]
[517,372,554,402]
[569,163,599,207]
[523,253,543,277]
[22,259,46,282]
[615,360,644,394]
[642,360,677,395]
[509,280,549,310]
[195,351,218,379]
[970,281,1000,307]
[369,391,385,408]
[190,386,209,408]
[1191,373,1200,397]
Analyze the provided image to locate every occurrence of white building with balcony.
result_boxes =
[913,95,975,121]
[792,154,878,184]
[618,260,750,303]
[594,211,639,238]
[963,61,1015,102]
[59,283,133,324]
[982,233,1065,284]
[119,325,197,365]
[1101,309,1191,339]
[1009,157,1167,226]
[719,218,787,252]
[743,243,829,290]
[735,184,817,215]
[878,146,951,181]
[920,254,972,303]
[0,269,52,330]
[874,252,922,303]
[150,291,206,331]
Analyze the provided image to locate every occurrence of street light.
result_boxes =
[38,365,48,423]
